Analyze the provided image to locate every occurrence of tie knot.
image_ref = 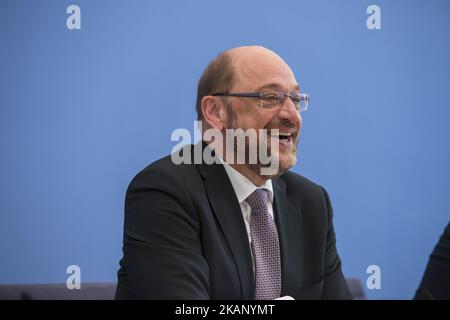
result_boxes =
[246,189,269,211]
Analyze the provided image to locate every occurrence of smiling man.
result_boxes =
[115,46,352,299]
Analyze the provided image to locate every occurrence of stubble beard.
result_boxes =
[225,102,298,179]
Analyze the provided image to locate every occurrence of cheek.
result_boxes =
[237,117,267,130]
[235,107,278,130]
[298,115,302,129]
[260,114,280,130]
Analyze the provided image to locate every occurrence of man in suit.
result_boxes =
[115,46,352,299]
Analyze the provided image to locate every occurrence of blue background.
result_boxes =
[1,0,449,299]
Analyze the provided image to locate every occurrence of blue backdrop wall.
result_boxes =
[1,0,449,299]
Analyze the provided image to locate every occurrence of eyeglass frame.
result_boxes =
[211,91,310,112]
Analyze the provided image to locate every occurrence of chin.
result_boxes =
[255,151,297,179]
[277,152,298,175]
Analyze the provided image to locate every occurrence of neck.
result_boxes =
[207,138,269,186]
[227,163,268,187]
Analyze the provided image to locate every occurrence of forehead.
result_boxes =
[231,49,299,91]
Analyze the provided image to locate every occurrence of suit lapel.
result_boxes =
[197,145,255,299]
[272,177,304,296]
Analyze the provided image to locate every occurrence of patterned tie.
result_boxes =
[246,189,281,299]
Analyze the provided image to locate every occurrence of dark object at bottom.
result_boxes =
[414,221,450,300]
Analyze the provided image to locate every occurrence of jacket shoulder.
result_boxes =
[129,145,200,188]
[279,170,326,198]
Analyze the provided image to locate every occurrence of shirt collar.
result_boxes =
[216,155,274,204]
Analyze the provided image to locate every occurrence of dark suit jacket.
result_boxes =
[116,144,352,299]
[414,221,450,300]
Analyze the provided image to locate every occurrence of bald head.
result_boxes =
[225,46,297,94]
[226,45,287,65]
[196,46,298,120]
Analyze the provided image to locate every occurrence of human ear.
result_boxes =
[200,96,226,131]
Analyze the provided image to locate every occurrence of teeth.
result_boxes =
[270,132,292,137]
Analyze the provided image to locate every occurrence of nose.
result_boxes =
[277,95,301,127]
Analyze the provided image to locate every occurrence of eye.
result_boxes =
[290,94,301,104]
[262,92,280,104]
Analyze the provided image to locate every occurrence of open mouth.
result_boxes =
[269,131,293,142]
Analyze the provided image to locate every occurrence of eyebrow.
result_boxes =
[255,83,301,92]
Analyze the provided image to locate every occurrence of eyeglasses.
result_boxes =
[212,91,310,112]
